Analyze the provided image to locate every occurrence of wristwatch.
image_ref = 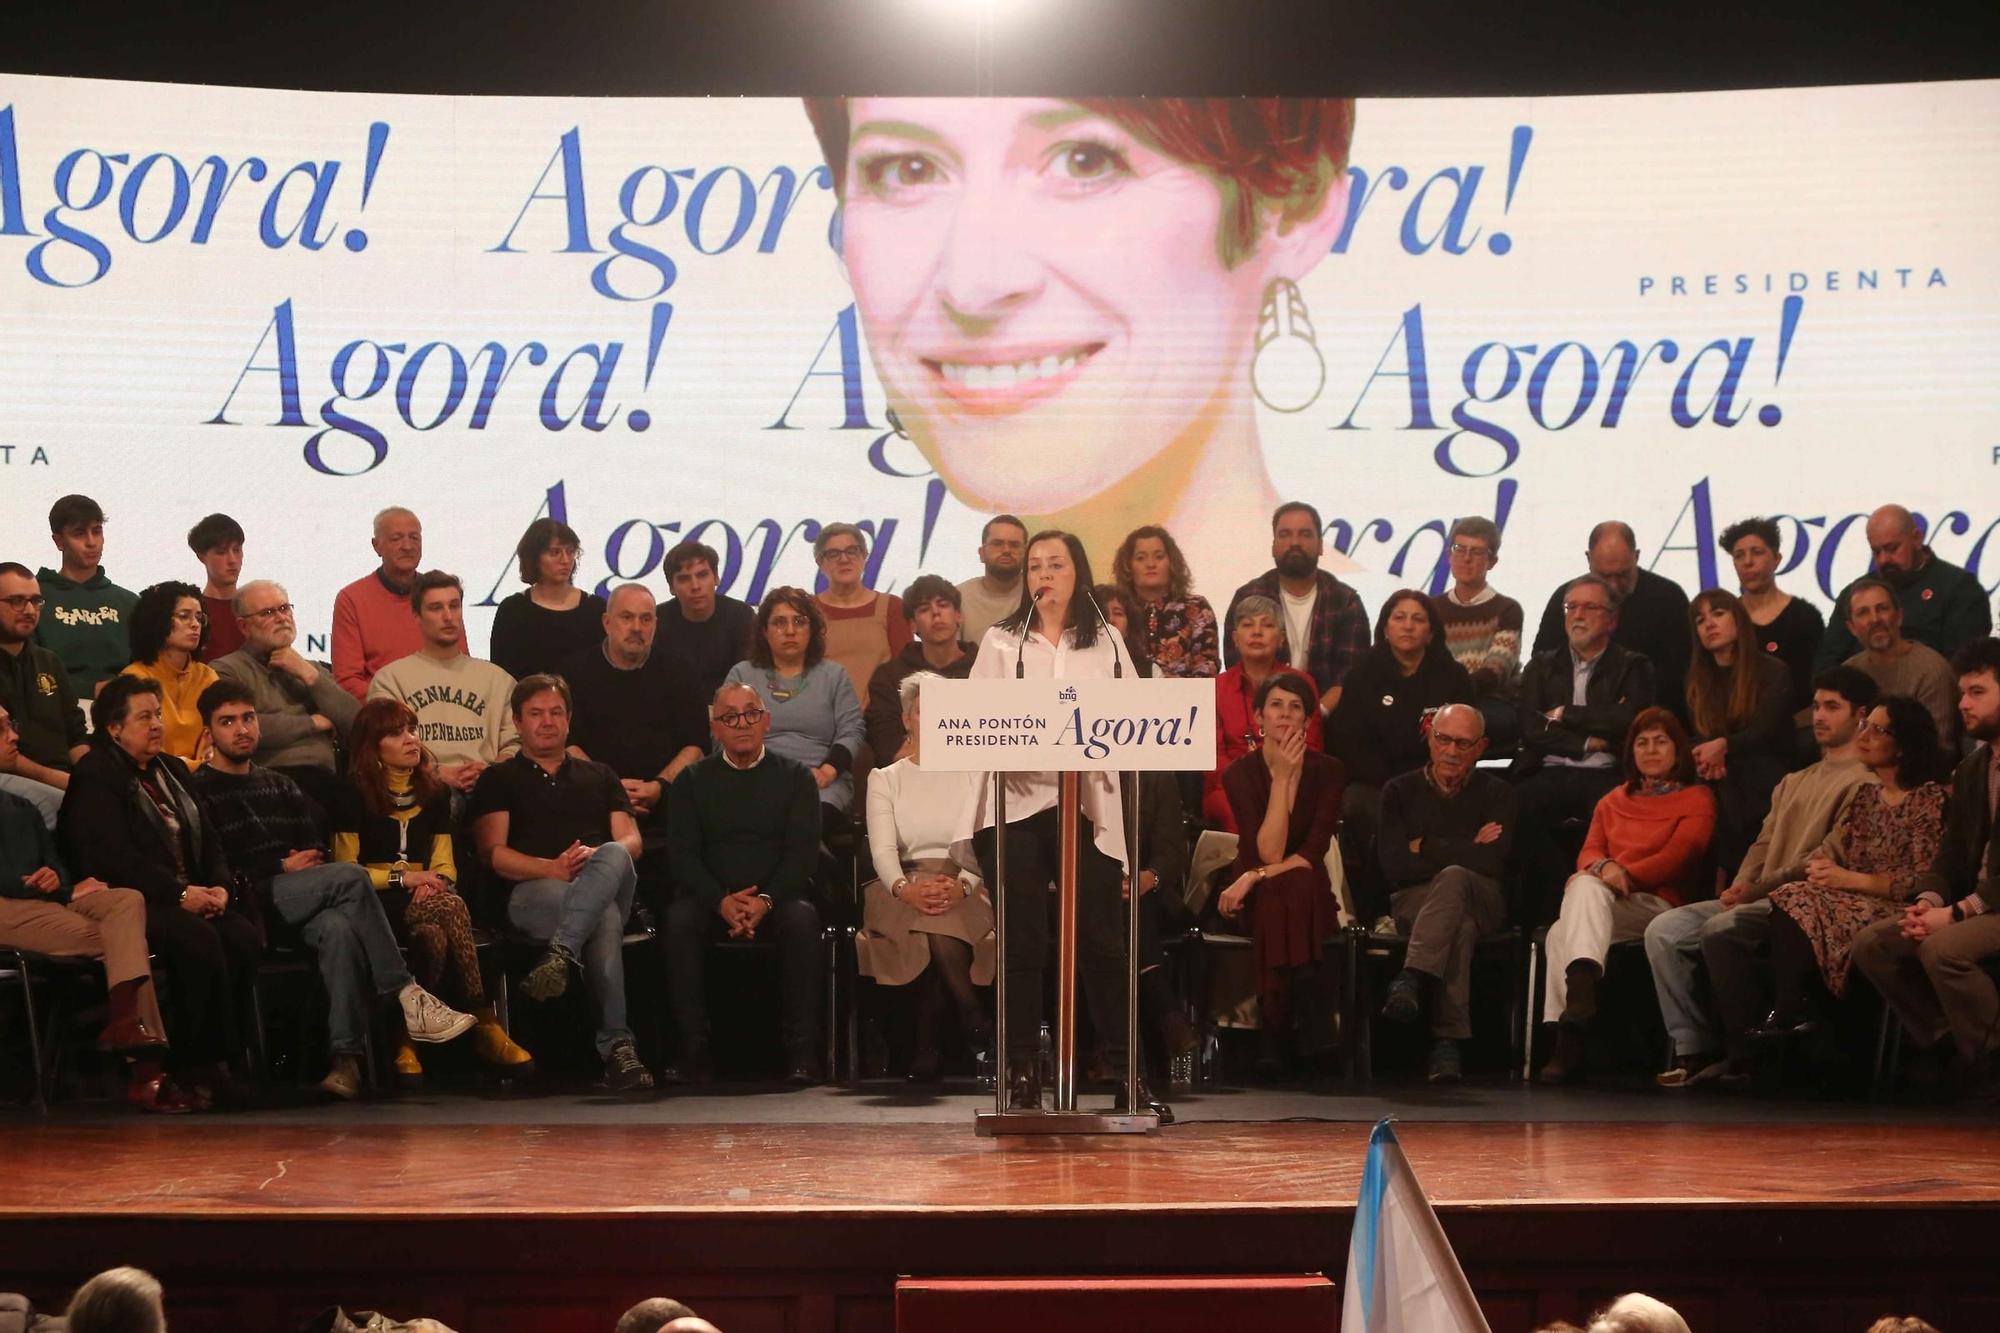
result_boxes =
[757,892,774,911]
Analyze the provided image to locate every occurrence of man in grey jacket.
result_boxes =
[211,579,358,821]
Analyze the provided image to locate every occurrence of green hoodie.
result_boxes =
[34,566,137,696]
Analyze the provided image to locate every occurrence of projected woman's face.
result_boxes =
[838,98,1276,514]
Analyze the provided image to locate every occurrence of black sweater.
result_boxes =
[666,751,821,910]
[1328,648,1475,788]
[1377,769,1518,890]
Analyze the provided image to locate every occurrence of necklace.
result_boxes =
[766,668,801,702]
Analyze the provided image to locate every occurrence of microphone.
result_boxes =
[1079,586,1124,679]
[1014,586,1048,678]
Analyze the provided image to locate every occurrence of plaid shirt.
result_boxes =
[1223,569,1371,697]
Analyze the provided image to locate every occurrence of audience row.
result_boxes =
[0,492,1995,1115]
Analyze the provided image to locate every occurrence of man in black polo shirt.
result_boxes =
[664,681,824,1085]
[560,583,708,914]
[0,561,88,827]
[471,673,651,1092]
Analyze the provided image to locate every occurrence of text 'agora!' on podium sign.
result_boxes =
[918,678,1217,773]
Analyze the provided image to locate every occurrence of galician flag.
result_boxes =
[1342,1118,1491,1333]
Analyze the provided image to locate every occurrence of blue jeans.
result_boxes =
[1643,898,1772,1058]
[506,843,637,1057]
[268,862,415,1057]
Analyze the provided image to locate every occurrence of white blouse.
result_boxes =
[865,757,982,889]
[950,620,1131,869]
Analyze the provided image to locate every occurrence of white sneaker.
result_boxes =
[401,986,477,1043]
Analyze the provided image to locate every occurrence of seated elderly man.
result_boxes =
[190,679,473,1099]
[211,579,360,820]
[1376,702,1518,1083]
[470,673,650,1093]
[664,682,825,1086]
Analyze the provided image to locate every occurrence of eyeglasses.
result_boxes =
[1449,543,1493,561]
[1432,733,1481,751]
[171,609,210,626]
[1855,718,1888,737]
[0,595,45,611]
[714,708,768,728]
[0,716,16,735]
[819,546,864,562]
[241,603,295,621]
[1562,601,1611,616]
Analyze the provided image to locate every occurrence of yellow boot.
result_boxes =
[393,1039,424,1091]
[471,1006,535,1076]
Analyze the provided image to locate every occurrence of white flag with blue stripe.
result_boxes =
[1342,1118,1490,1333]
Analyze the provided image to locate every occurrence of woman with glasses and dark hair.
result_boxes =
[120,581,219,764]
[1204,594,1322,831]
[957,530,1165,1117]
[1757,694,1948,1040]
[490,517,606,681]
[725,587,866,828]
[333,696,534,1084]
[812,522,912,706]
[1214,672,1345,1076]
[1111,525,1218,680]
[1539,707,1716,1083]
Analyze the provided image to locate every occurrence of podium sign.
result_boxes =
[918,677,1217,773]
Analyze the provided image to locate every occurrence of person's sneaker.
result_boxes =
[1426,1038,1462,1084]
[318,1055,364,1101]
[520,945,577,1002]
[400,985,477,1043]
[603,1040,655,1093]
[1380,971,1423,1025]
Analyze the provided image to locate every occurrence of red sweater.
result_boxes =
[331,571,468,700]
[1577,783,1717,906]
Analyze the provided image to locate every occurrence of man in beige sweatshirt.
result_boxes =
[366,572,518,799]
[1643,666,1881,1082]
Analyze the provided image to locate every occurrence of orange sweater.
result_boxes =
[1577,783,1717,906]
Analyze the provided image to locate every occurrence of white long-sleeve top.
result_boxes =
[866,757,983,888]
[950,620,1131,869]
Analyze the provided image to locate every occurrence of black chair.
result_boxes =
[0,948,99,1112]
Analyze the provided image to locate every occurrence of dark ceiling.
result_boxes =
[7,0,1997,98]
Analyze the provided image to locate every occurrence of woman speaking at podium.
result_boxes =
[956,530,1168,1120]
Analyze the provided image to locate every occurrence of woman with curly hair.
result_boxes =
[1112,525,1218,679]
[119,581,218,764]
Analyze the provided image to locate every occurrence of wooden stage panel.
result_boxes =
[4,1120,1997,1331]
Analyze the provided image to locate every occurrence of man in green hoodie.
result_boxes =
[35,495,138,699]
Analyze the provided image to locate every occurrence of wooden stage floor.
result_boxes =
[6,1115,2000,1330]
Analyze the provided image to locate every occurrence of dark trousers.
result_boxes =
[145,901,262,1071]
[1513,765,1621,924]
[663,894,824,1060]
[1697,901,1778,1058]
[974,807,1129,1066]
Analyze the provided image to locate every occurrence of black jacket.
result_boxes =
[57,742,241,914]
[1328,647,1475,788]
[1512,641,1656,776]
[1532,568,1690,720]
[1914,744,1998,909]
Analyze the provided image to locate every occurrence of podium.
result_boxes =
[921,675,1215,1135]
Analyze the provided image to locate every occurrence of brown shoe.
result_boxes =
[1538,1025,1588,1084]
[318,1055,363,1101]
[126,1073,199,1114]
[98,1015,168,1055]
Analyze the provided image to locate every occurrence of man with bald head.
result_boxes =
[331,507,467,700]
[1375,702,1519,1083]
[1815,504,1991,673]
[1533,520,1692,721]
[561,583,710,912]
[663,682,826,1085]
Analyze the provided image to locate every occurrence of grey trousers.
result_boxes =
[1391,866,1508,1041]
[1852,913,2000,1063]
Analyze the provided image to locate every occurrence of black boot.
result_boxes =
[1114,1073,1175,1125]
[1539,1023,1588,1084]
[1560,960,1601,1025]
[1007,1059,1042,1110]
